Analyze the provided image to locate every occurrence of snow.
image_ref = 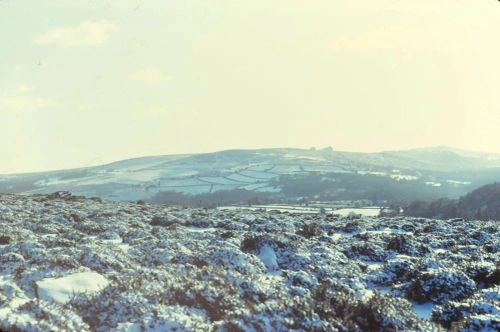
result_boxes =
[271,165,302,173]
[447,180,471,185]
[364,261,384,271]
[412,302,435,320]
[357,170,387,176]
[302,165,351,173]
[0,193,498,331]
[330,232,351,240]
[4,147,500,201]
[0,280,31,321]
[98,237,131,253]
[258,245,278,271]
[219,204,321,214]
[482,287,500,301]
[37,271,109,303]
[186,226,217,233]
[114,322,141,332]
[364,228,411,235]
[333,207,381,217]
[390,174,418,181]
[239,170,278,179]
[283,154,326,162]
[462,313,500,331]
[219,205,382,216]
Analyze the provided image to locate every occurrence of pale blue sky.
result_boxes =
[1,0,500,173]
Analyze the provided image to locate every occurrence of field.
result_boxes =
[3,147,499,202]
[0,193,498,331]
[219,205,382,216]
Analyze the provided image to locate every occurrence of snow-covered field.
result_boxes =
[219,205,381,217]
[3,146,496,201]
[0,193,498,331]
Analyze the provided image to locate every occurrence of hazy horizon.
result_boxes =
[2,0,500,174]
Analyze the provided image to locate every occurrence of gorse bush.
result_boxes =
[0,193,497,331]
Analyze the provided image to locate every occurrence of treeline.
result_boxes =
[404,182,500,220]
[147,173,472,208]
[148,189,276,207]
[272,172,454,203]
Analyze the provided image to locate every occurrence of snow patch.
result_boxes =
[412,302,435,320]
[258,245,278,271]
[333,208,381,217]
[37,271,109,303]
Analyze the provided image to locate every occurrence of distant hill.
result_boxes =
[405,182,500,220]
[1,146,500,203]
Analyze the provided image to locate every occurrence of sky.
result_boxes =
[1,0,500,174]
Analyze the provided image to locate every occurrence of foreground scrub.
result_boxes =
[0,193,498,331]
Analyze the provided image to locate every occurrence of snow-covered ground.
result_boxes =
[0,193,498,331]
[332,207,381,217]
[37,271,109,303]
